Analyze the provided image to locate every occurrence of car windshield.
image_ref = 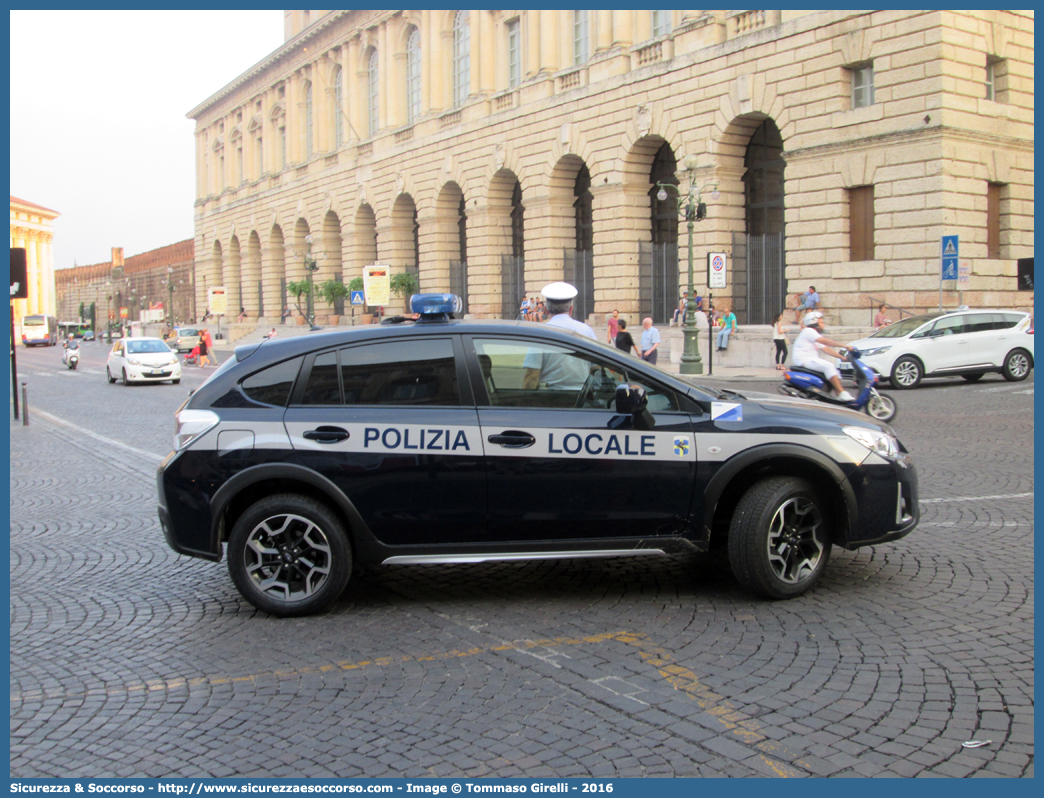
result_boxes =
[178,329,199,336]
[126,340,171,354]
[869,313,943,338]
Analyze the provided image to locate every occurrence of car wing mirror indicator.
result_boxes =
[611,383,655,431]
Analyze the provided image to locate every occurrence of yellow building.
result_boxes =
[10,196,59,337]
[189,10,1034,326]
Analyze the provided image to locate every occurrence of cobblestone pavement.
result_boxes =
[9,343,1033,778]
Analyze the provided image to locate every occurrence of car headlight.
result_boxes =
[860,346,891,357]
[127,358,142,366]
[174,409,220,451]
[843,426,899,459]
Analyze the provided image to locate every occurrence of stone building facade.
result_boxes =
[55,240,196,329]
[189,10,1034,327]
[10,196,59,338]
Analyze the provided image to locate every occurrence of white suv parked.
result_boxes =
[843,309,1033,388]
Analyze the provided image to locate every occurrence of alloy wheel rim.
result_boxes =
[244,514,332,602]
[895,362,918,385]
[867,393,894,420]
[766,497,824,584]
[1010,354,1029,377]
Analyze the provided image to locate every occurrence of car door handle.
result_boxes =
[303,426,350,443]
[487,431,536,449]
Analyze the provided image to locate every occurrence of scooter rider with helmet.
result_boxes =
[792,312,855,402]
[62,333,77,364]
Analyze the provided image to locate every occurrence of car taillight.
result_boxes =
[174,409,220,451]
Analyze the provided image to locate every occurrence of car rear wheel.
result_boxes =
[890,356,923,389]
[227,494,352,617]
[1002,349,1031,382]
[728,477,832,599]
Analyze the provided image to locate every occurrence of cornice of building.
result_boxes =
[10,195,60,219]
[187,9,369,120]
[785,125,1036,161]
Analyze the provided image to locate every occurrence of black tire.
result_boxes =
[70,360,77,371]
[961,373,984,383]
[171,378,181,385]
[890,356,923,389]
[1002,349,1031,382]
[122,368,131,386]
[227,494,352,617]
[864,391,897,422]
[106,367,116,384]
[728,477,833,599]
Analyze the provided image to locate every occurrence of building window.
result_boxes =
[236,146,243,184]
[573,11,589,66]
[511,180,524,259]
[987,182,1004,259]
[279,125,287,168]
[850,63,875,108]
[652,11,671,38]
[985,57,1007,102]
[453,11,470,106]
[406,28,421,124]
[334,66,343,147]
[256,136,263,176]
[305,81,313,158]
[849,185,875,261]
[507,19,521,88]
[367,49,379,137]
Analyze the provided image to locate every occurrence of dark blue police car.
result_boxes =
[158,295,919,616]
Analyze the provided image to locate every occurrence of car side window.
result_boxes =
[241,356,304,406]
[930,316,965,336]
[340,338,459,406]
[964,313,994,333]
[472,338,678,411]
[301,351,340,405]
[999,313,1025,330]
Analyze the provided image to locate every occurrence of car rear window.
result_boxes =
[340,339,459,406]
[241,357,304,406]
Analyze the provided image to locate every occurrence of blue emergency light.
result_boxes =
[410,293,463,321]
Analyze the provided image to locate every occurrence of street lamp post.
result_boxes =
[166,267,176,330]
[303,234,321,331]
[656,155,719,376]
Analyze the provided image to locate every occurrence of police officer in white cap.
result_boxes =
[522,282,597,390]
[537,281,597,340]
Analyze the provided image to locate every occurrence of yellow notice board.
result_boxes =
[363,265,391,306]
[208,286,228,315]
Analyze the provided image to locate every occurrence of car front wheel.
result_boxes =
[891,356,923,389]
[122,368,131,386]
[728,477,833,599]
[106,367,116,384]
[1002,349,1031,382]
[227,494,352,617]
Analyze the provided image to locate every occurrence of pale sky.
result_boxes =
[10,9,286,271]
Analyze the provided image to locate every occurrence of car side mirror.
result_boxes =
[614,383,655,431]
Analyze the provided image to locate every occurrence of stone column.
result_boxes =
[591,182,647,318]
[596,10,613,52]
[461,202,504,317]
[526,10,541,78]
[613,10,634,48]
[378,22,390,131]
[478,10,495,94]
[520,194,572,294]
[539,11,559,73]
[347,36,363,141]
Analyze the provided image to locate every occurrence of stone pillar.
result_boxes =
[596,10,613,52]
[378,22,390,131]
[520,194,572,294]
[347,37,363,141]
[591,182,647,318]
[526,10,541,78]
[478,10,495,94]
[613,10,634,48]
[539,11,559,73]
[261,234,286,324]
[416,209,444,293]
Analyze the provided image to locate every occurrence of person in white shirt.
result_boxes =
[523,281,596,389]
[792,312,855,402]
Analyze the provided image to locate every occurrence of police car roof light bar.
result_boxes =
[411,293,462,322]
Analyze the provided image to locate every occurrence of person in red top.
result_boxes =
[607,309,620,344]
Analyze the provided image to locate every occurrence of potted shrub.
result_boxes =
[318,279,350,325]
[286,279,312,325]
[390,271,420,312]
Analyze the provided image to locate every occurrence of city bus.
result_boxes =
[21,315,58,346]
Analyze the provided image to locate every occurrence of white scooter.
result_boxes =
[63,340,80,370]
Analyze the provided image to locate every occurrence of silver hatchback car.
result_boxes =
[173,326,202,354]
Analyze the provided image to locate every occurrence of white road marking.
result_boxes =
[32,408,163,463]
[920,492,1033,504]
[981,384,1025,393]
[1014,387,1034,395]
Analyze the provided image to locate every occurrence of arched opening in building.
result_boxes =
[244,231,262,317]
[737,118,786,324]
[641,141,679,324]
[489,170,524,318]
[435,182,468,313]
[321,210,344,314]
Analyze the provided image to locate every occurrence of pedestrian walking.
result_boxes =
[607,309,620,344]
[772,310,791,369]
[197,332,211,368]
[640,318,661,365]
[614,319,639,357]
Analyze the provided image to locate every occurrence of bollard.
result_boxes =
[21,382,28,426]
